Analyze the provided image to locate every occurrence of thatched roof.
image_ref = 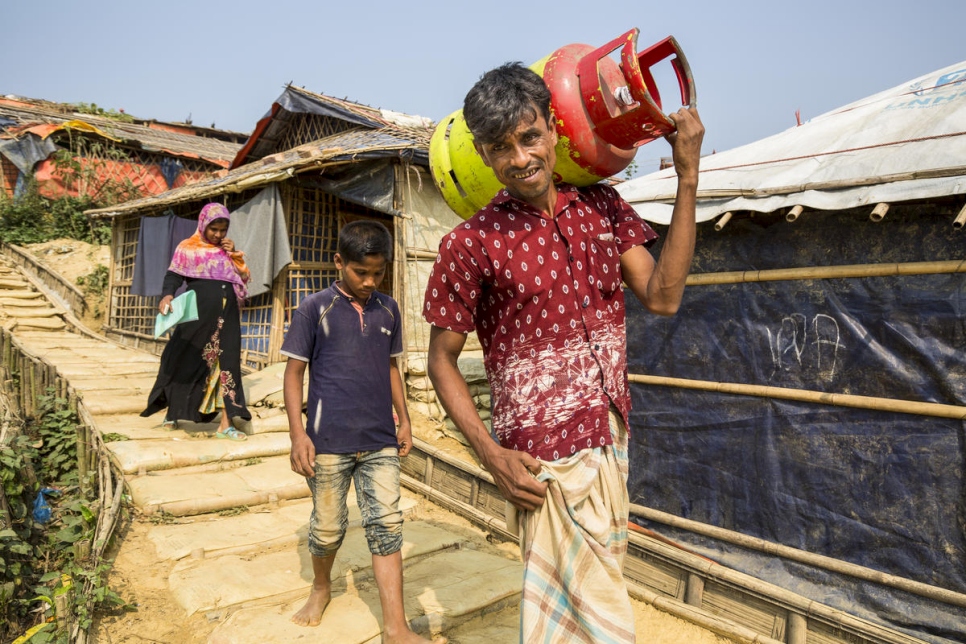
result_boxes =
[0,96,245,168]
[85,126,433,219]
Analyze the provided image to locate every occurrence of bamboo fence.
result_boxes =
[0,327,126,644]
[1,243,88,316]
[401,437,929,644]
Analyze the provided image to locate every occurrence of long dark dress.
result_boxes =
[141,272,251,424]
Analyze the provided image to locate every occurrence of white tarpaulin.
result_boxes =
[617,60,966,225]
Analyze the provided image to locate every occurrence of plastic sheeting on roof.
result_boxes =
[0,133,57,174]
[233,86,387,167]
[617,60,966,225]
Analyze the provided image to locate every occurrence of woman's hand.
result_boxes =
[158,295,174,315]
[220,238,235,253]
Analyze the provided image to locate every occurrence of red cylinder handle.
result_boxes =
[576,29,696,149]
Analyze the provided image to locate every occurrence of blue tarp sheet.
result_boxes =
[625,205,966,643]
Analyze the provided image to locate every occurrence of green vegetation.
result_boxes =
[0,183,109,246]
[76,265,109,297]
[0,391,130,643]
[0,131,142,246]
[66,103,135,124]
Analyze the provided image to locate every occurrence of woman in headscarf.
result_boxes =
[141,203,252,440]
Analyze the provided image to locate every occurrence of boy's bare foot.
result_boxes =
[382,629,447,644]
[290,585,330,627]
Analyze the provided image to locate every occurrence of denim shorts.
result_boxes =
[305,447,403,557]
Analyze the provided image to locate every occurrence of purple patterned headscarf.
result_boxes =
[167,203,250,301]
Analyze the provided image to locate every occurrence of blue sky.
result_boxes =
[3,0,964,173]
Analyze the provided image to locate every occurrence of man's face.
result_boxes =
[475,110,558,208]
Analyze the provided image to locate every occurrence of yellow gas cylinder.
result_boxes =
[430,28,695,219]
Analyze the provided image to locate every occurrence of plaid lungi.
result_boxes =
[507,409,634,643]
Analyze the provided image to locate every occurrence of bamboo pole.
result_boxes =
[787,613,807,644]
[784,205,804,222]
[76,418,88,495]
[401,474,515,542]
[630,503,966,609]
[626,582,784,644]
[627,373,966,421]
[152,484,308,517]
[407,249,440,260]
[686,258,966,286]
[633,163,966,203]
[870,202,889,222]
[24,356,33,418]
[630,532,931,644]
[714,212,733,232]
[954,203,966,229]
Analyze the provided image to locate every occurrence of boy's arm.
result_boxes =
[390,356,412,457]
[284,358,315,477]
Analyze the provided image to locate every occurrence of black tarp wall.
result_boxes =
[625,203,966,643]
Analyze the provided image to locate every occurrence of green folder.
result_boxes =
[154,290,199,338]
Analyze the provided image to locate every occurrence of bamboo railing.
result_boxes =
[0,328,126,644]
[1,243,88,316]
[686,259,966,287]
[627,374,966,421]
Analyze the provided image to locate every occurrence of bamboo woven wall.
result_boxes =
[0,156,18,198]
[106,179,396,371]
[271,113,358,156]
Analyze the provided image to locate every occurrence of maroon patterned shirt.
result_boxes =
[423,183,657,461]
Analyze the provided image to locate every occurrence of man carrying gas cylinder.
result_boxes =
[423,61,704,642]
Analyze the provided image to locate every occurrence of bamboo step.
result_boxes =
[144,496,419,562]
[107,432,292,474]
[172,521,471,617]
[8,317,67,331]
[205,546,521,644]
[126,455,309,516]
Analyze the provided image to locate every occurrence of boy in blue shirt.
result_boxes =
[281,220,445,644]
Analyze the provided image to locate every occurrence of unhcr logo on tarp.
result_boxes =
[885,66,966,110]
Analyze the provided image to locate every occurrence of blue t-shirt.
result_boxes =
[280,283,403,454]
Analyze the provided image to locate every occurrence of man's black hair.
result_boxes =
[337,220,393,263]
[463,62,553,145]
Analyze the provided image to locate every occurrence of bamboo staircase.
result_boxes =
[0,245,941,644]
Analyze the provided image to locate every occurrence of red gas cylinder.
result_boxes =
[540,30,695,182]
[430,28,696,218]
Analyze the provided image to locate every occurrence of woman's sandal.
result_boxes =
[215,427,247,441]
[161,418,178,431]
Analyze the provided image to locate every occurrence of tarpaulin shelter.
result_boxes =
[615,61,966,643]
[0,95,246,199]
[86,85,462,372]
